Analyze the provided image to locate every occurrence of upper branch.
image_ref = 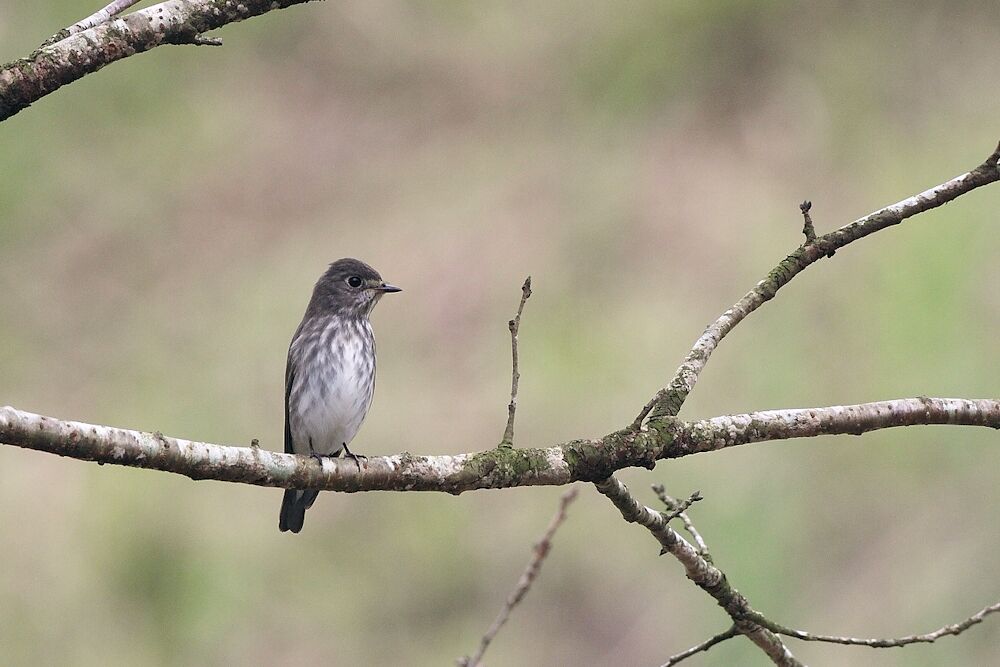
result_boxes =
[638,141,1000,423]
[0,0,320,122]
[2,397,996,493]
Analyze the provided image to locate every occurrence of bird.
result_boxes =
[278,258,401,533]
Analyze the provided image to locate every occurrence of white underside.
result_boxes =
[288,322,374,457]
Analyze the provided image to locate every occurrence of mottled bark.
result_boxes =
[2,397,996,493]
[0,0,319,121]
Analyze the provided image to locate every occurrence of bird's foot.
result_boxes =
[341,443,367,470]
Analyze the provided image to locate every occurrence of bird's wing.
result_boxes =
[284,349,296,455]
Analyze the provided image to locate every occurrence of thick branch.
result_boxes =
[0,0,319,122]
[2,397,995,493]
[638,141,1000,423]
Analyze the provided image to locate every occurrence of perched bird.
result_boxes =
[278,258,400,533]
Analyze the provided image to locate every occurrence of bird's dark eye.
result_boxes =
[347,276,363,288]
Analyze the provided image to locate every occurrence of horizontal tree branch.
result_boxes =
[638,140,1000,424]
[0,0,319,121]
[754,600,1000,648]
[2,397,995,493]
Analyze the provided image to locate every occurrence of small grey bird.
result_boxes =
[278,258,400,533]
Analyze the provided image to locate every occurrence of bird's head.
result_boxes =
[310,258,401,318]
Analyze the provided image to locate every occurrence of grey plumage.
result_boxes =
[279,258,400,533]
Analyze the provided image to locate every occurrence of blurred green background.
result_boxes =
[2,2,998,665]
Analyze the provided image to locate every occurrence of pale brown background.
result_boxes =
[1,2,998,665]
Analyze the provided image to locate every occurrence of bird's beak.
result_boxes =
[377,283,402,293]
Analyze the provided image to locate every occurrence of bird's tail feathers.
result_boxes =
[278,489,320,533]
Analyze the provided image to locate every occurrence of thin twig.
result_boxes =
[753,601,1000,648]
[631,394,660,430]
[501,277,532,446]
[651,484,709,555]
[458,488,579,667]
[66,0,143,36]
[661,625,739,666]
[660,489,702,523]
[799,200,817,243]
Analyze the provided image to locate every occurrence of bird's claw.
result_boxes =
[341,443,367,470]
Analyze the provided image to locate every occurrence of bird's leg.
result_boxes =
[308,437,324,463]
[340,442,367,469]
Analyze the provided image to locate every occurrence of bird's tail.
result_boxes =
[278,489,320,533]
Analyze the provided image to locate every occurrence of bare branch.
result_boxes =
[1,397,996,493]
[652,484,709,555]
[635,140,1000,425]
[753,601,1000,649]
[661,625,738,666]
[501,277,532,446]
[1,0,320,122]
[605,144,1000,665]
[458,488,578,667]
[63,1,143,38]
[599,476,1000,663]
[594,476,803,666]
[659,488,702,523]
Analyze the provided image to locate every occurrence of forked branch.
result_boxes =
[602,142,1000,665]
[636,141,1000,424]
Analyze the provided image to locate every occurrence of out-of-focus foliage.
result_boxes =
[1,2,998,664]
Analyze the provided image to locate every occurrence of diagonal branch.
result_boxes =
[602,144,1000,665]
[635,140,1000,425]
[458,487,578,667]
[602,478,1000,665]
[0,0,320,122]
[661,625,738,666]
[2,397,996,493]
[594,476,803,666]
